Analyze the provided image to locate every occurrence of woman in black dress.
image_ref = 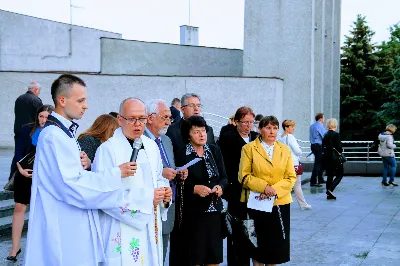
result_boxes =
[174,116,228,266]
[322,118,344,200]
[7,104,54,261]
[77,114,119,162]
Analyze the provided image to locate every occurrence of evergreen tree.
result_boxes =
[378,57,400,124]
[340,15,389,140]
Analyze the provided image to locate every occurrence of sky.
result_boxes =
[0,0,399,49]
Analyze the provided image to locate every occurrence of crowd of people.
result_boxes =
[5,74,397,266]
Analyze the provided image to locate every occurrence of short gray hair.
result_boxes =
[119,97,146,114]
[146,99,167,115]
[181,93,201,106]
[28,81,41,90]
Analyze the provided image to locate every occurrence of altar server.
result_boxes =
[93,98,172,266]
[24,74,138,266]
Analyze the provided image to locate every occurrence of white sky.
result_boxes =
[0,0,399,49]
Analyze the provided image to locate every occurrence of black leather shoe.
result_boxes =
[389,182,399,186]
[6,249,21,261]
[382,182,390,186]
[310,183,322,187]
[319,179,327,184]
[327,195,336,200]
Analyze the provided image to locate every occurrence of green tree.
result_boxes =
[378,57,400,124]
[340,15,389,140]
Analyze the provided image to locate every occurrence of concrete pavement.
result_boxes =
[0,148,399,265]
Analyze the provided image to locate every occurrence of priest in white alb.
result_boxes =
[92,98,172,266]
[24,75,140,266]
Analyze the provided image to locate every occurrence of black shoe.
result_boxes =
[310,183,322,187]
[389,182,399,186]
[319,179,327,184]
[381,182,390,187]
[6,249,21,261]
[327,195,336,200]
[326,190,336,198]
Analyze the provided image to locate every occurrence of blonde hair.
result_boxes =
[326,118,338,129]
[78,114,119,143]
[386,124,397,133]
[282,120,295,130]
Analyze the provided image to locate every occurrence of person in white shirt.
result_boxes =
[278,120,312,210]
[24,74,138,266]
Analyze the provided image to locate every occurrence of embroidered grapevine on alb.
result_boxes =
[129,237,140,262]
[111,232,121,253]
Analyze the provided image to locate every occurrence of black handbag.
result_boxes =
[221,207,233,239]
[330,139,346,164]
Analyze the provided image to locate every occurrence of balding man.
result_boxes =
[7,82,43,183]
[93,98,171,266]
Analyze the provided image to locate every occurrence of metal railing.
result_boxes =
[297,140,400,163]
[202,112,229,137]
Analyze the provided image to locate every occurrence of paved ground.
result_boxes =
[0,149,399,265]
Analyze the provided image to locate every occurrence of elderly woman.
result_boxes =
[218,106,259,266]
[239,115,296,266]
[278,119,311,210]
[174,115,228,266]
[378,124,398,186]
[322,118,344,199]
[77,114,119,162]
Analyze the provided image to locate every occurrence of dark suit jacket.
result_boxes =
[14,91,42,135]
[219,124,236,138]
[143,131,176,235]
[166,118,216,157]
[170,106,181,124]
[78,135,102,162]
[15,124,35,162]
[218,130,259,202]
[175,144,228,214]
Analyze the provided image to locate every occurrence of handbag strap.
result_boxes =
[329,138,341,155]
[276,204,286,240]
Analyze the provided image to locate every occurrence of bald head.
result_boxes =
[118,97,147,140]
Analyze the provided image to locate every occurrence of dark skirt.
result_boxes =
[248,204,291,264]
[13,171,32,205]
[186,212,223,265]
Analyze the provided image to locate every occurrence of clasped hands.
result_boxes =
[258,185,276,200]
[194,185,223,198]
[153,187,172,206]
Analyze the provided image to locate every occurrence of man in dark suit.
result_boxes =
[218,106,259,266]
[144,99,187,264]
[170,97,182,124]
[166,93,215,156]
[9,82,42,180]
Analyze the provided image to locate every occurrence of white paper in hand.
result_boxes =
[175,158,202,172]
[247,191,274,213]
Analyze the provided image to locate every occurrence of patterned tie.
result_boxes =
[154,138,176,202]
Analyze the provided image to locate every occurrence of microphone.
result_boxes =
[130,138,143,162]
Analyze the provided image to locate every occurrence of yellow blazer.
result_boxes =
[238,137,296,206]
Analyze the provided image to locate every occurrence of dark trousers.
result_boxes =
[310,144,324,184]
[227,199,250,266]
[326,164,344,192]
[8,134,18,180]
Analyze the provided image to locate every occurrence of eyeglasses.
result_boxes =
[182,103,203,108]
[120,115,148,124]
[238,120,254,125]
[151,113,174,123]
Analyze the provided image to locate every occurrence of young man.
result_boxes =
[309,112,327,187]
[24,74,137,266]
[93,98,172,266]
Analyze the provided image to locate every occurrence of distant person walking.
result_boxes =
[378,124,398,186]
[170,97,182,124]
[309,113,326,187]
[9,82,42,180]
[278,120,311,210]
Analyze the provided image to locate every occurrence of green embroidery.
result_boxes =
[114,246,121,253]
[130,237,140,249]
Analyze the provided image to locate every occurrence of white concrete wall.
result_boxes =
[0,10,121,72]
[243,0,341,141]
[100,38,243,76]
[0,72,282,147]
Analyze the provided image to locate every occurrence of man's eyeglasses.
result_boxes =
[120,115,148,124]
[182,103,203,108]
[238,120,254,125]
[151,113,174,123]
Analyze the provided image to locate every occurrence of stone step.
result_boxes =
[0,190,13,201]
[0,212,29,236]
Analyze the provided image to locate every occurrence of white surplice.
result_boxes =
[92,128,169,266]
[24,113,149,266]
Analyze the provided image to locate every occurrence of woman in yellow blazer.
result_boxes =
[238,115,296,266]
